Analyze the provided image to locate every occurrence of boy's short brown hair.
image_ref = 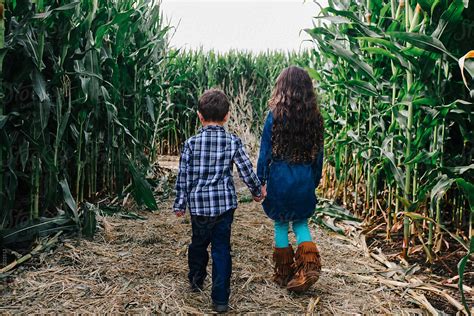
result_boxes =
[198,89,230,122]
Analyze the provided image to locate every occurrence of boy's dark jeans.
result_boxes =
[188,209,235,305]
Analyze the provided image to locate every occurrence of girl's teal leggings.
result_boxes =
[274,219,312,248]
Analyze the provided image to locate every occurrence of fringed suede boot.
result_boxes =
[286,241,321,293]
[273,245,295,287]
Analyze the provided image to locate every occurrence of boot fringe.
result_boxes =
[275,264,293,275]
[273,245,296,287]
[294,252,320,263]
[296,242,320,254]
[273,246,295,264]
[286,241,322,292]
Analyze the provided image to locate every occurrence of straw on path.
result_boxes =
[0,162,420,314]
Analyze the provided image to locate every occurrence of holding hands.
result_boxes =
[176,185,266,216]
[253,184,267,203]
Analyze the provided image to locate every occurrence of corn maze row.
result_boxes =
[0,2,472,306]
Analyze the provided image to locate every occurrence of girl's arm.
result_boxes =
[312,149,324,188]
[257,112,273,184]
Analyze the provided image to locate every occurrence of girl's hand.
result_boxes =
[253,185,267,202]
[175,210,185,217]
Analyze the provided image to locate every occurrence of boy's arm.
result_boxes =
[173,142,191,213]
[234,138,262,198]
[257,112,272,185]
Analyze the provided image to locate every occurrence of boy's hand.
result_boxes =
[175,210,185,217]
[253,185,267,202]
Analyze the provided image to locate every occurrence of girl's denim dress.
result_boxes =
[257,112,324,222]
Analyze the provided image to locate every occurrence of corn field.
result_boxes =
[0,1,312,242]
[0,0,170,242]
[157,49,314,155]
[0,0,473,313]
[308,0,473,309]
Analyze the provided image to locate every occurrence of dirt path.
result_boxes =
[0,164,423,314]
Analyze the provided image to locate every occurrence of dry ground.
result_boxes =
[0,159,425,314]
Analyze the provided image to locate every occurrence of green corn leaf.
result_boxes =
[417,0,432,13]
[404,150,439,165]
[322,7,383,38]
[325,40,377,82]
[361,47,398,60]
[316,207,360,222]
[313,15,351,24]
[430,175,455,213]
[387,31,457,61]
[117,212,148,220]
[355,36,414,68]
[432,0,465,38]
[306,67,322,81]
[146,96,156,122]
[381,149,405,190]
[59,178,79,223]
[33,1,80,19]
[53,2,80,11]
[0,216,76,245]
[0,115,7,129]
[32,69,48,102]
[311,215,345,235]
[346,79,379,96]
[456,178,474,212]
[127,159,158,211]
[95,25,111,48]
[19,140,29,172]
[396,195,411,208]
[458,237,473,315]
[403,212,468,251]
[449,164,474,175]
[39,100,51,131]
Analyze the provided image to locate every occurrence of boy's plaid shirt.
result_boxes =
[173,125,262,217]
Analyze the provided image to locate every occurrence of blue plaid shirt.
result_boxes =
[173,125,262,217]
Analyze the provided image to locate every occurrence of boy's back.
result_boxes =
[174,125,261,217]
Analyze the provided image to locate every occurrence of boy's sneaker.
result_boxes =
[190,282,203,292]
[212,303,229,313]
[189,275,204,292]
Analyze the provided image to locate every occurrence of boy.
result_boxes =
[173,89,265,313]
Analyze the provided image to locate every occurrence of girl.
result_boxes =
[257,66,324,293]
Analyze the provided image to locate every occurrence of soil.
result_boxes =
[366,232,473,314]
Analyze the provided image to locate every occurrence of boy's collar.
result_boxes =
[199,125,225,132]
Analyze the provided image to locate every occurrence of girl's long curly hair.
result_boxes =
[269,66,324,164]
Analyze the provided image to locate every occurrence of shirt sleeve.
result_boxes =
[312,148,324,188]
[233,138,262,197]
[257,112,273,185]
[173,141,191,212]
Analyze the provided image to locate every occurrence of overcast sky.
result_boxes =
[160,0,328,52]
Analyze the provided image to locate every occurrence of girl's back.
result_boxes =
[257,113,323,222]
[257,65,324,294]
